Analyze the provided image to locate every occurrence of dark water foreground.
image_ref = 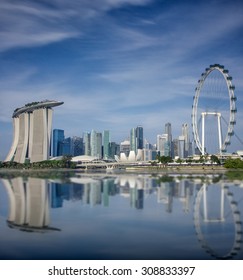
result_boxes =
[0,171,242,260]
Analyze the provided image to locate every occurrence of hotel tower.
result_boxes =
[5,100,63,163]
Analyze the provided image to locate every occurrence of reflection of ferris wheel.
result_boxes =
[193,184,242,259]
[192,64,237,155]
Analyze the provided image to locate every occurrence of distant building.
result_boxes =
[120,139,130,157]
[130,128,137,152]
[165,123,172,157]
[62,137,72,155]
[172,138,179,158]
[130,125,144,153]
[157,134,170,156]
[136,126,144,150]
[103,130,110,159]
[5,100,63,163]
[83,132,91,156]
[91,130,102,159]
[72,136,83,156]
[182,123,191,157]
[52,129,64,157]
[109,142,120,159]
[178,135,185,158]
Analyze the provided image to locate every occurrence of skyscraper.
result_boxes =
[157,134,169,156]
[178,135,185,158]
[72,136,83,156]
[91,130,102,159]
[103,130,110,159]
[130,128,137,152]
[136,126,144,150]
[52,129,64,157]
[83,132,91,156]
[130,125,144,153]
[182,123,190,157]
[165,122,172,157]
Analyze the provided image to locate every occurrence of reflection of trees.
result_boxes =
[2,177,60,233]
[193,183,243,259]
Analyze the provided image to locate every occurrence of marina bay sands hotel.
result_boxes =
[5,100,63,163]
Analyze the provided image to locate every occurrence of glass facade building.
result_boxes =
[52,129,65,157]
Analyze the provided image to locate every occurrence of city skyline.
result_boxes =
[1,0,243,160]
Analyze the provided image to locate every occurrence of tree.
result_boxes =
[61,155,74,168]
[210,155,221,165]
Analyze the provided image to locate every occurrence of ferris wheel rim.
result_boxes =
[192,64,236,154]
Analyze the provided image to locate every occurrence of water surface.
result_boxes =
[0,171,242,260]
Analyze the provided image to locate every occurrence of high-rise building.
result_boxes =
[62,137,72,155]
[52,129,64,157]
[91,130,102,159]
[182,123,190,157]
[130,128,137,152]
[72,136,83,156]
[178,135,185,158]
[110,142,120,159]
[172,139,179,158]
[165,123,172,157]
[120,139,130,157]
[83,132,91,156]
[130,125,144,153]
[136,126,144,150]
[5,100,63,163]
[103,130,110,159]
[157,134,169,156]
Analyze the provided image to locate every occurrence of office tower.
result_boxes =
[83,132,91,156]
[182,123,190,157]
[136,126,144,150]
[165,123,172,156]
[52,129,64,157]
[120,139,130,157]
[157,134,169,156]
[130,125,144,153]
[62,137,72,155]
[5,100,63,163]
[178,135,185,158]
[72,136,83,156]
[110,142,120,159]
[103,130,110,159]
[130,128,137,152]
[172,139,179,158]
[91,130,102,159]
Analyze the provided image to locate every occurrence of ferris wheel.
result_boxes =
[192,64,237,155]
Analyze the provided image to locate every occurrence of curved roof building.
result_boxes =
[5,100,63,163]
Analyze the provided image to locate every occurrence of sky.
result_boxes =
[1,0,243,160]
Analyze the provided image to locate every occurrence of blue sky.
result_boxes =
[1,0,243,160]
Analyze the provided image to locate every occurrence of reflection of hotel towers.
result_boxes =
[157,179,193,213]
[5,100,63,163]
[194,183,243,259]
[1,177,59,232]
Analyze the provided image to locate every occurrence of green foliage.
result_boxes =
[224,158,243,169]
[210,155,221,165]
[156,155,173,165]
[0,157,77,170]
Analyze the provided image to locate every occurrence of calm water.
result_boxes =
[0,171,243,260]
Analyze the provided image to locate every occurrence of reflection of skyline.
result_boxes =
[1,174,243,260]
